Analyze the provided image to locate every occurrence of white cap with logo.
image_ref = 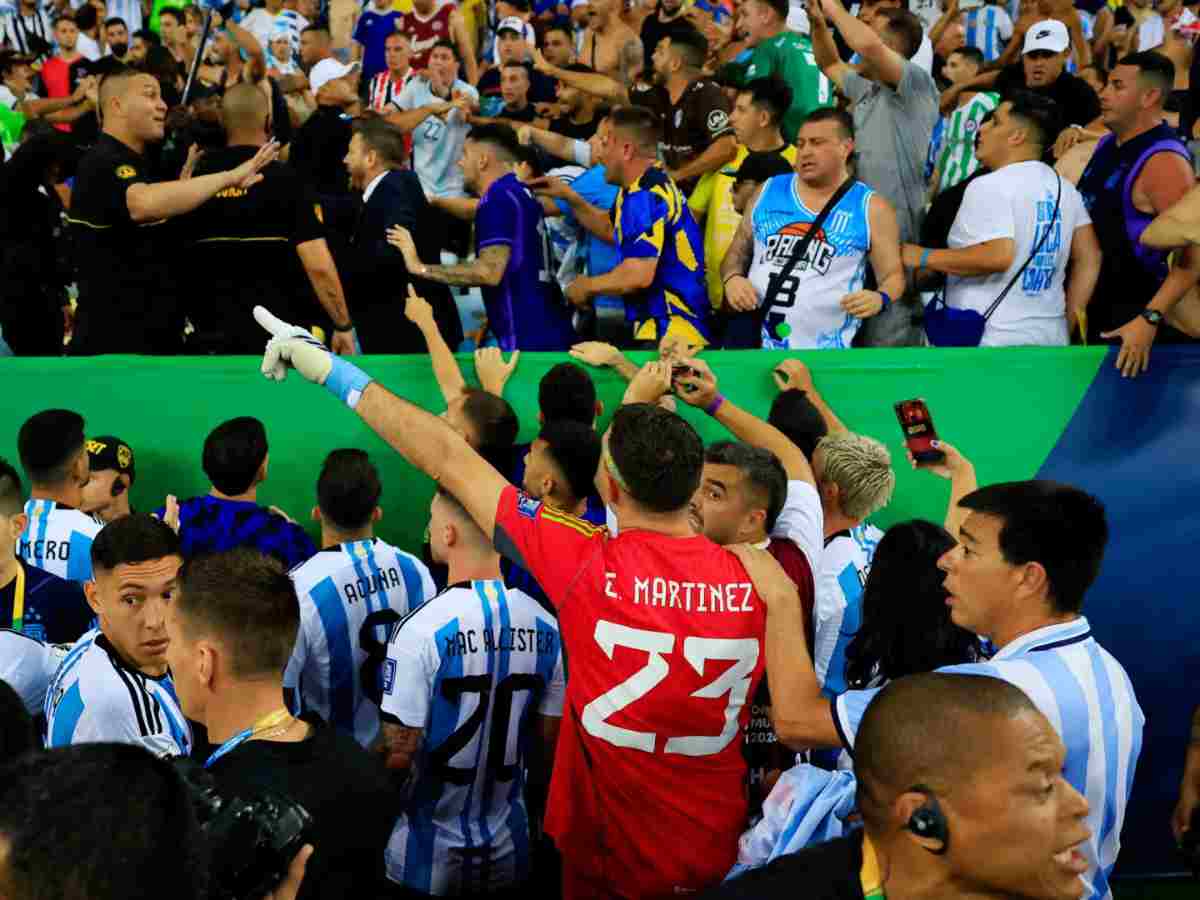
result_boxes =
[1022,19,1070,55]
[496,15,535,41]
[310,58,360,95]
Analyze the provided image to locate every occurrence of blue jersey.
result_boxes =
[556,164,621,305]
[45,628,192,758]
[352,9,401,80]
[613,165,711,345]
[284,539,436,747]
[0,559,93,644]
[380,579,565,895]
[476,173,577,351]
[159,496,317,568]
[835,618,1143,900]
[0,628,66,716]
[814,524,883,698]
[18,500,103,584]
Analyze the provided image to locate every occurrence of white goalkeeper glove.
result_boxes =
[254,306,373,408]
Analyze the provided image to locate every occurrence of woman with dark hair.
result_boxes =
[843,519,984,690]
[729,517,983,878]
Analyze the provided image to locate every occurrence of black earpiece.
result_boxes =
[111,477,127,498]
[906,787,950,855]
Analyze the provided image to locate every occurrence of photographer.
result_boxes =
[0,743,313,900]
[165,548,394,900]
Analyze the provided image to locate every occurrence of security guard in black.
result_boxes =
[69,133,180,355]
[67,69,279,355]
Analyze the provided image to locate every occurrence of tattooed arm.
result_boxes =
[387,228,512,287]
[720,186,762,312]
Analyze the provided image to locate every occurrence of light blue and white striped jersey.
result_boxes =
[1065,11,1095,74]
[815,523,883,698]
[835,617,1143,900]
[963,4,1014,62]
[0,628,66,716]
[103,0,143,33]
[396,77,478,199]
[283,538,435,748]
[18,500,103,584]
[45,627,192,757]
[381,579,565,896]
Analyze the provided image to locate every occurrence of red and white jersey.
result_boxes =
[367,68,416,112]
[394,2,455,72]
[493,485,770,897]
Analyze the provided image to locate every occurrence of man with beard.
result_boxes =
[639,0,690,75]
[387,124,576,351]
[68,68,277,354]
[534,24,735,195]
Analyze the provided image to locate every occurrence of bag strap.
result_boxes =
[982,172,1062,322]
[762,177,856,318]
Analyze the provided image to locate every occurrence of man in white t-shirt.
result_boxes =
[387,40,479,199]
[902,93,1102,346]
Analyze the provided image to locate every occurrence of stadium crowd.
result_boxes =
[4,0,1200,369]
[1,0,1199,897]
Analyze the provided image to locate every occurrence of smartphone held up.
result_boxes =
[894,398,945,465]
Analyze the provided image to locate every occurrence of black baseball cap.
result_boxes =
[86,436,135,483]
[725,151,794,184]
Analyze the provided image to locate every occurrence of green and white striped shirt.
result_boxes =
[935,91,999,194]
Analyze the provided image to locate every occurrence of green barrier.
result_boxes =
[0,348,1107,552]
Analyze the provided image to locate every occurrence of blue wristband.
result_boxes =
[325,356,373,409]
[919,248,932,271]
[878,292,891,311]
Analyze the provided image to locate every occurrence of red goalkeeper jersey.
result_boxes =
[494,486,769,898]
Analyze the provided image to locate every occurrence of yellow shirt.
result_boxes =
[688,143,797,309]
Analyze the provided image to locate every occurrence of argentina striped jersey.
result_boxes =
[18,500,103,584]
[835,617,1143,900]
[45,628,192,757]
[815,523,883,698]
[0,628,66,716]
[284,539,435,747]
[381,579,565,896]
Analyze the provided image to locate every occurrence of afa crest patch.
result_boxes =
[115,165,137,179]
[516,492,543,519]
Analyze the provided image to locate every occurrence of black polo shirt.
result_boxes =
[176,145,328,353]
[68,133,182,355]
[994,64,1102,127]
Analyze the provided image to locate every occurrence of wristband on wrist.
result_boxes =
[919,248,932,271]
[324,357,373,410]
[722,273,744,286]
[706,393,726,416]
[878,291,891,311]
[332,320,355,333]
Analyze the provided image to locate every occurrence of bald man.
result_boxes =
[707,673,1092,900]
[69,69,279,355]
[175,84,357,355]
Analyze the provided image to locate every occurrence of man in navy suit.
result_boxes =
[343,117,464,353]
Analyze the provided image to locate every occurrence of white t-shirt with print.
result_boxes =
[945,159,1091,347]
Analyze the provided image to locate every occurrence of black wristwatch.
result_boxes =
[332,320,355,333]
[1140,309,1165,327]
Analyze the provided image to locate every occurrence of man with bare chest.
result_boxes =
[579,0,644,83]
